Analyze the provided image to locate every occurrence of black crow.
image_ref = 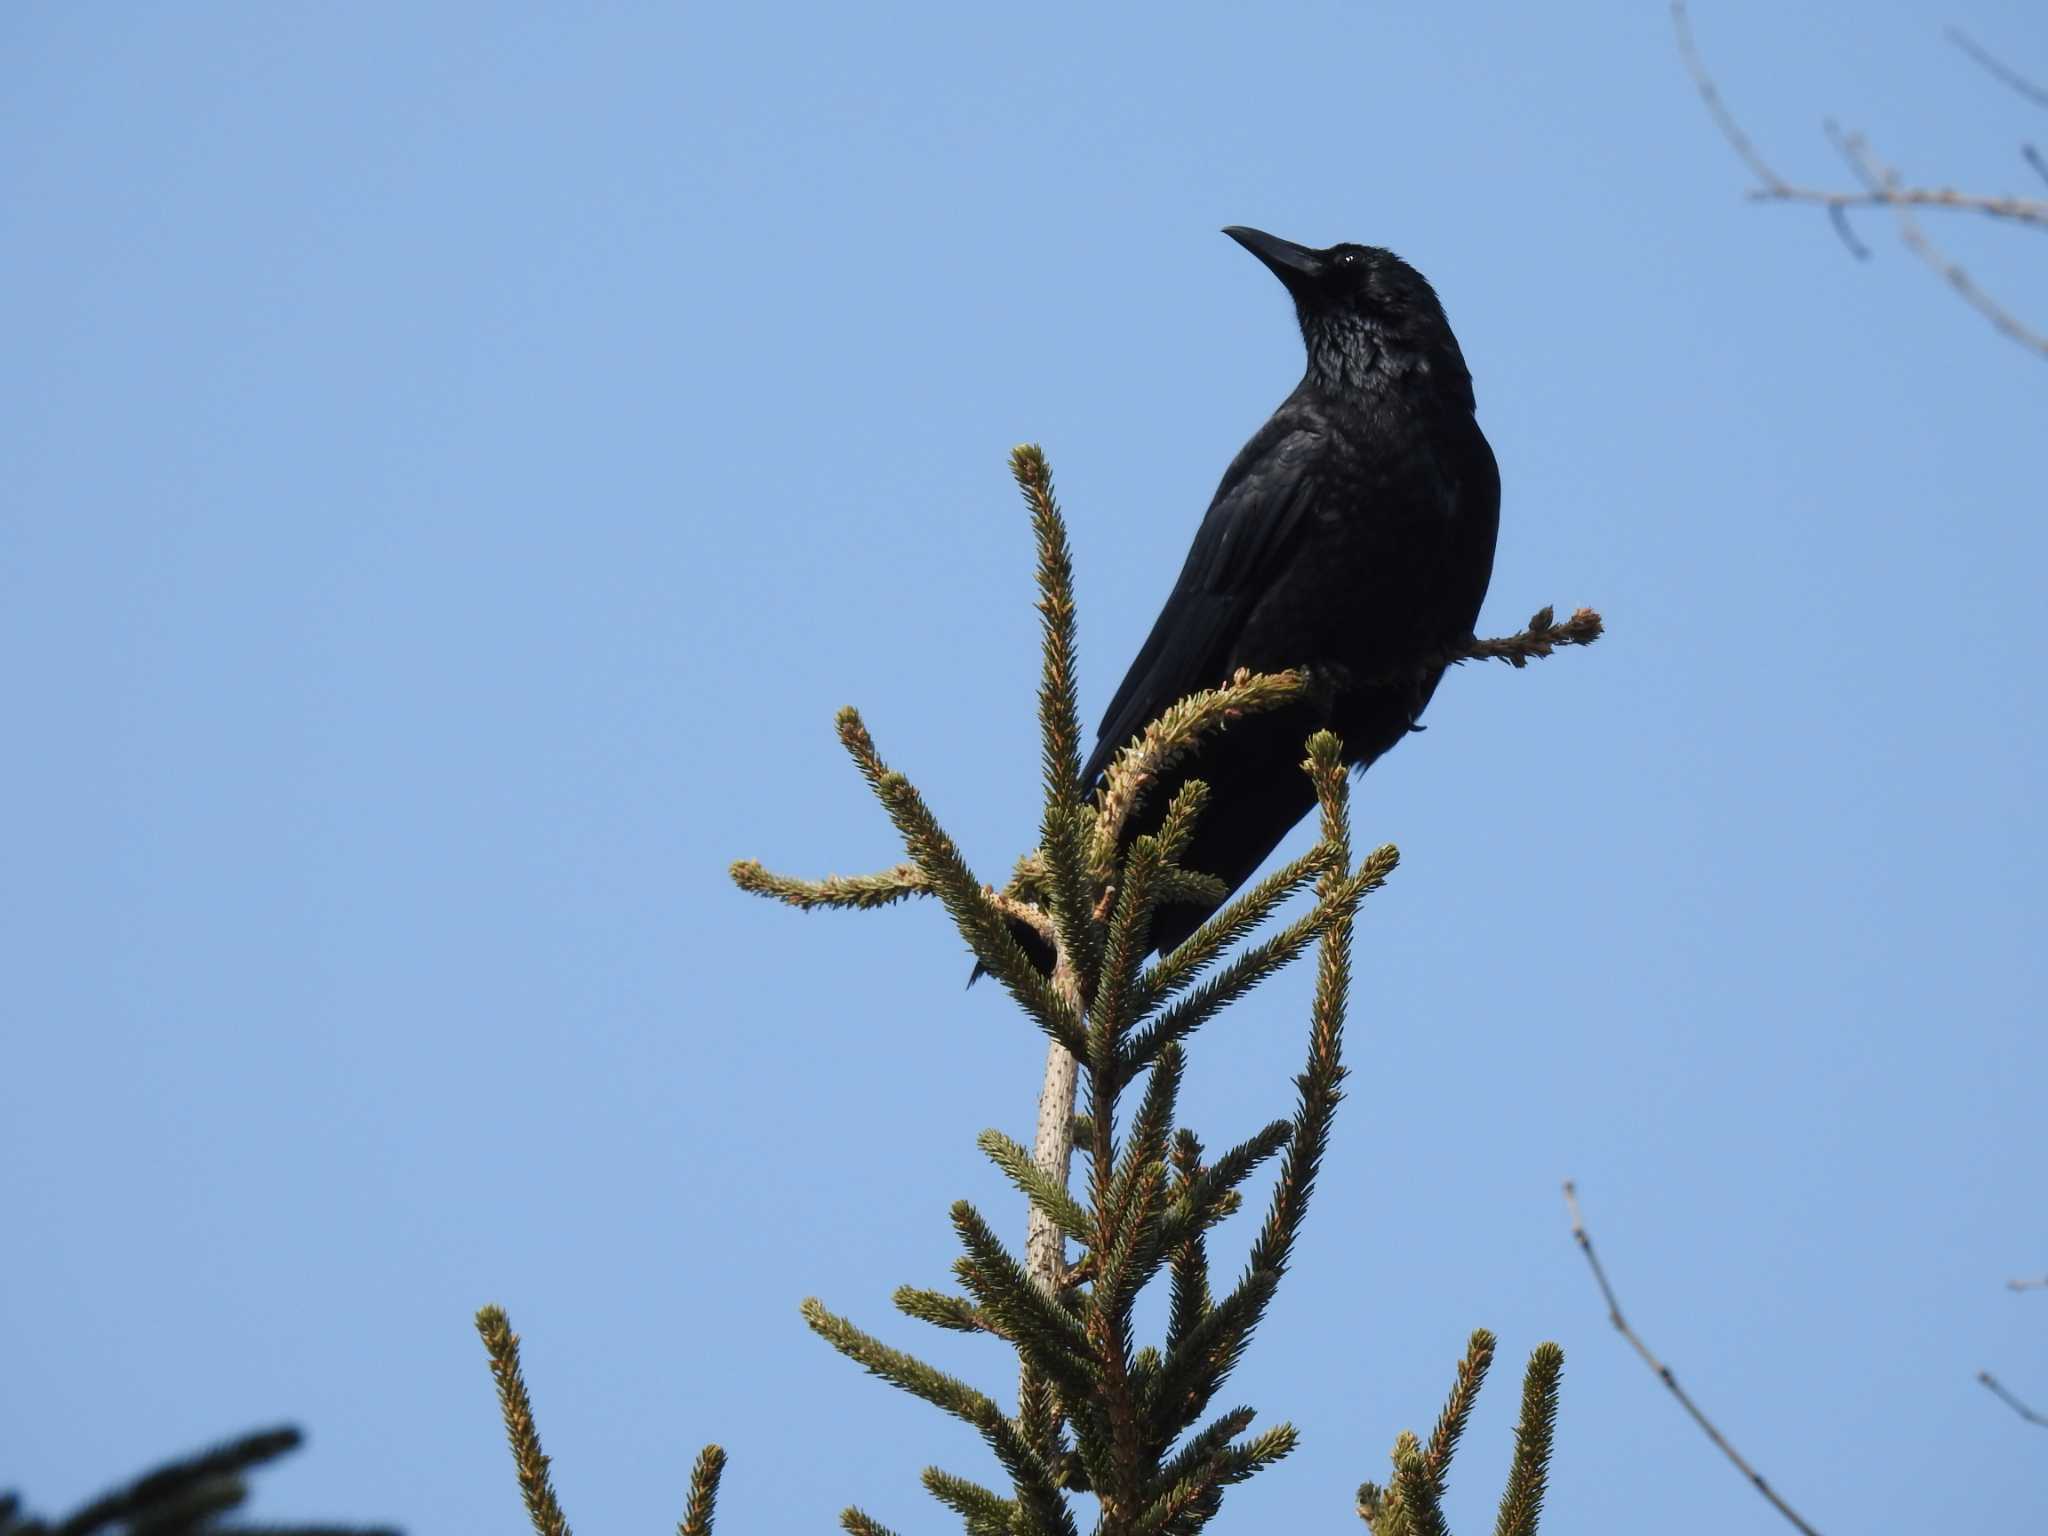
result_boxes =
[1066,226,1500,962]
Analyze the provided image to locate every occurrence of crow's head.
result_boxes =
[1223,226,1472,404]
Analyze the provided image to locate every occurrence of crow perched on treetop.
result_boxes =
[1072,226,1500,961]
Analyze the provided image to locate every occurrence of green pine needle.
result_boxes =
[978,1129,1096,1241]
[839,1507,904,1536]
[923,1466,1018,1536]
[1425,1330,1497,1494]
[1392,1445,1452,1536]
[1494,1344,1564,1536]
[677,1444,726,1536]
[801,1298,1002,1429]
[728,859,931,911]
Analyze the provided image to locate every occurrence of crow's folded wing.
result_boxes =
[1082,423,1325,787]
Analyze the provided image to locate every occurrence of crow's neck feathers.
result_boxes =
[1298,307,1476,412]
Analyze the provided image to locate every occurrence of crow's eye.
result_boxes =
[1336,251,1360,269]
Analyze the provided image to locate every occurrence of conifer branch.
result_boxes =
[1091,837,1166,1071]
[1133,845,1341,1014]
[1439,607,1603,670]
[1159,1120,1293,1254]
[1016,1368,1070,1489]
[1244,740,1369,1298]
[1152,866,1230,908]
[802,1297,1006,1429]
[922,1467,1018,1536]
[950,1203,1099,1397]
[1039,806,1099,984]
[839,1509,903,1536]
[729,859,930,911]
[1121,877,1346,1076]
[979,1129,1096,1242]
[677,1444,727,1536]
[1491,1345,1562,1536]
[834,702,892,793]
[1015,444,1097,991]
[1563,1181,1820,1535]
[48,1427,303,1535]
[1141,1404,1257,1525]
[1133,1417,1297,1536]
[865,747,1083,1053]
[989,889,1060,946]
[1093,1157,1170,1333]
[1092,669,1318,858]
[895,1285,1002,1336]
[1165,1131,1216,1361]
[1392,1444,1452,1536]
[475,1306,574,1536]
[6,1425,393,1536]
[1354,1334,1559,1536]
[1146,1268,1282,1445]
[1425,1330,1496,1493]
[1370,1429,1427,1536]
[971,1405,1082,1536]
[1089,606,1597,864]
[1109,1046,1184,1236]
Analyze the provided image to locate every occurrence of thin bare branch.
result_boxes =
[1948,27,2048,110]
[1673,0,2048,357]
[1562,1182,1823,1536]
[1978,1371,2048,1429]
[1831,126,2048,357]
[1676,3,2048,228]
[1672,0,1791,193]
[1749,180,2048,230]
[2007,1273,2048,1292]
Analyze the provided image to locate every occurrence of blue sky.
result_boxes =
[4,2,2043,1532]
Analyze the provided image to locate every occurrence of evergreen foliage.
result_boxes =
[1,1425,397,1536]
[479,446,1598,1533]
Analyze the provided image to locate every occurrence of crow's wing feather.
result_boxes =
[1083,424,1325,786]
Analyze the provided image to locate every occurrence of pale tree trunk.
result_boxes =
[1026,952,1084,1295]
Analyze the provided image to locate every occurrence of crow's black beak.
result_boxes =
[1223,226,1324,293]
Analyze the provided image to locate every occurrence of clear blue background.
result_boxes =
[5,3,2043,1531]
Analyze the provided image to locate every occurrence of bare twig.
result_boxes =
[1948,27,2048,111]
[1672,0,1792,193]
[2006,1272,2048,1292]
[1672,0,2048,356]
[1977,1371,2048,1428]
[1562,1181,1823,1536]
[1830,125,2048,358]
[1749,181,2048,230]
[1674,3,2048,229]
